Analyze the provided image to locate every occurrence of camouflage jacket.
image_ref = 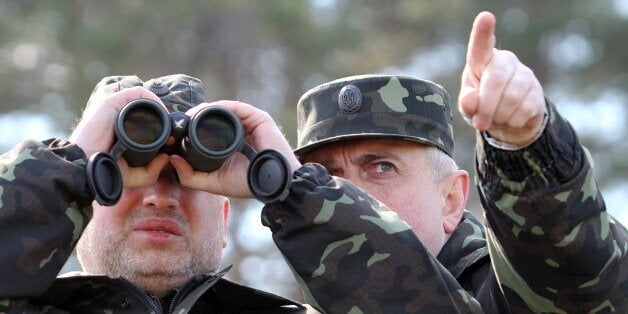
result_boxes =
[0,139,305,313]
[262,102,628,313]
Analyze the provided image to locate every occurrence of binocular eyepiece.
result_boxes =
[86,99,291,206]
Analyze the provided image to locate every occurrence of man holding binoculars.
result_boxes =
[0,74,307,313]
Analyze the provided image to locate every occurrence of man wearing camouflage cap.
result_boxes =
[0,74,307,312]
[259,11,628,312]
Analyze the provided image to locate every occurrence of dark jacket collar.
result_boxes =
[43,266,305,313]
[436,210,489,279]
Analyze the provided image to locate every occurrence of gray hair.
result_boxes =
[423,146,459,183]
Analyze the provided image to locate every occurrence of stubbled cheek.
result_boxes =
[92,189,143,224]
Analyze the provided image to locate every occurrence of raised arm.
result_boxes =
[459,11,628,313]
[458,11,546,147]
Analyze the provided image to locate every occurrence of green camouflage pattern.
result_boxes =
[262,164,483,313]
[0,142,305,311]
[88,74,207,113]
[0,139,92,297]
[475,101,628,312]
[263,101,627,312]
[145,74,206,112]
[295,75,455,157]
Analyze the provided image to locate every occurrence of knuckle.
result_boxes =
[486,64,510,81]
[495,49,519,64]
[258,110,274,124]
[518,102,537,118]
[522,65,535,77]
[502,87,526,105]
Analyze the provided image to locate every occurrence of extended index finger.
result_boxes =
[467,11,497,78]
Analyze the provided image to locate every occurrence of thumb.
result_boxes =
[458,82,480,125]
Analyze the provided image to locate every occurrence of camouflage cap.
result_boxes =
[87,74,207,112]
[295,74,454,157]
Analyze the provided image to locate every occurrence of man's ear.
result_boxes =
[222,197,230,248]
[442,170,469,234]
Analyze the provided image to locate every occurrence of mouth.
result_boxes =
[133,218,183,242]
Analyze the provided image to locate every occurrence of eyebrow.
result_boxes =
[319,151,401,169]
[354,152,400,165]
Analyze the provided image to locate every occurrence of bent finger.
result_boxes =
[492,65,534,125]
[506,90,546,131]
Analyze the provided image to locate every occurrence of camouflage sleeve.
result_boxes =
[0,139,93,298]
[476,100,628,312]
[262,164,482,313]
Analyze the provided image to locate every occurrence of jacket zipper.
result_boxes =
[167,275,210,313]
[118,277,163,313]
[118,269,228,313]
[146,291,164,313]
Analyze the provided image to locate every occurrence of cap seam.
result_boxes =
[296,134,451,157]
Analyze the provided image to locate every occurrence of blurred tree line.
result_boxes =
[1,0,626,302]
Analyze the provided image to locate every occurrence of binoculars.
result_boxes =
[86,99,291,206]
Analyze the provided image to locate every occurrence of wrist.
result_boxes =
[483,112,548,151]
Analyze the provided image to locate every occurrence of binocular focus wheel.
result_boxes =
[247,149,291,204]
[86,152,122,206]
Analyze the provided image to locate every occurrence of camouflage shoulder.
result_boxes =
[264,163,482,313]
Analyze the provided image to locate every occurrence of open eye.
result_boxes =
[374,162,394,173]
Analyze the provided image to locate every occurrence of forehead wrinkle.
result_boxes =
[313,141,407,166]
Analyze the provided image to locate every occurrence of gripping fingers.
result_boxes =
[506,88,545,131]
[492,65,535,125]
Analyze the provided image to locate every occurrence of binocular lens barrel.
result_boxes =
[114,99,243,172]
[123,106,166,145]
[183,107,243,172]
[115,99,171,167]
[195,112,237,152]
[95,98,291,205]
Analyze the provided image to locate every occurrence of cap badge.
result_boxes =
[338,84,362,114]
[147,78,169,96]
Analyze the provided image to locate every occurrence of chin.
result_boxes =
[131,275,190,297]
[130,251,189,274]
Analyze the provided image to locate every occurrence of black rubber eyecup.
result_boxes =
[86,152,122,206]
[247,149,291,204]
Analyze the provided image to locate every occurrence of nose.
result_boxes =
[142,175,181,211]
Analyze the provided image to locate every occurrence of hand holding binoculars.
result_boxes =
[86,99,292,206]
